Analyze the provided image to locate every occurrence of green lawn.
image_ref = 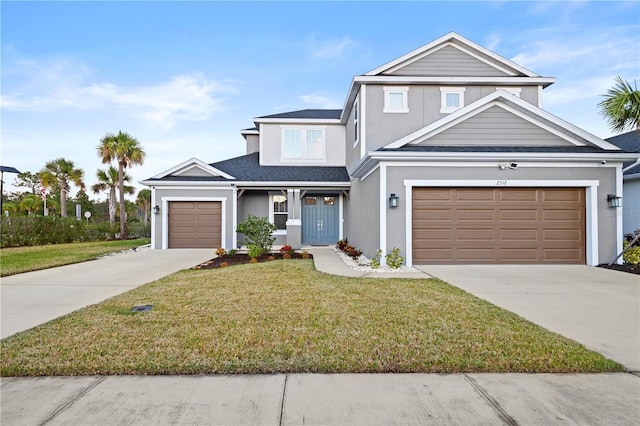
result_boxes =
[0,239,151,276]
[0,260,622,376]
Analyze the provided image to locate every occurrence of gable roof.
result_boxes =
[148,157,235,180]
[384,90,621,151]
[365,32,539,78]
[606,130,640,176]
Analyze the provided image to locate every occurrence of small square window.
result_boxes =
[305,197,317,205]
[323,197,335,205]
[440,87,465,113]
[383,86,409,113]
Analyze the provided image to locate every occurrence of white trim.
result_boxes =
[356,75,555,86]
[240,128,259,135]
[364,32,538,77]
[402,180,600,267]
[141,181,351,188]
[538,86,543,108]
[361,85,367,159]
[161,197,227,250]
[616,163,624,263]
[383,86,409,113]
[353,95,359,147]
[440,87,466,113]
[150,187,157,249]
[339,193,344,240]
[150,157,235,180]
[269,193,288,235]
[259,123,264,166]
[232,187,238,250]
[255,118,340,124]
[280,126,327,162]
[379,164,387,264]
[384,90,621,150]
[496,87,521,97]
[361,163,380,182]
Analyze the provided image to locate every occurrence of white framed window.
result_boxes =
[496,87,521,98]
[383,86,409,113]
[281,127,326,161]
[353,97,359,146]
[440,87,466,113]
[269,194,288,234]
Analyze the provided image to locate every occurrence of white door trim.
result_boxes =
[403,180,599,267]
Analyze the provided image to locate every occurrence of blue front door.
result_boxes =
[302,195,339,244]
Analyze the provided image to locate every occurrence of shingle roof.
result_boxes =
[212,153,350,182]
[256,109,342,120]
[377,145,613,153]
[606,130,640,175]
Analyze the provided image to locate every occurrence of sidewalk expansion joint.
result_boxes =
[38,376,106,426]
[464,374,519,426]
[278,374,288,426]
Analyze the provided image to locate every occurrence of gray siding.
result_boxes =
[623,179,640,235]
[387,45,511,77]
[344,169,380,258]
[345,98,361,171]
[422,105,576,146]
[364,85,542,151]
[383,164,618,264]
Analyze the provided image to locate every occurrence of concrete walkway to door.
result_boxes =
[414,265,640,372]
[0,248,213,339]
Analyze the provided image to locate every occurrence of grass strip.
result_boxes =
[0,239,151,276]
[0,260,623,375]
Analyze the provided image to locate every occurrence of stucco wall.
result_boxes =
[364,85,539,151]
[259,123,346,166]
[380,163,619,265]
[344,169,380,257]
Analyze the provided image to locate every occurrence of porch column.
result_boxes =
[286,188,302,248]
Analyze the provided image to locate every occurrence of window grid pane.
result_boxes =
[306,130,324,160]
[388,92,404,108]
[283,129,302,158]
[446,93,460,108]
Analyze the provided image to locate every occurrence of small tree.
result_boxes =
[599,76,640,133]
[236,214,277,255]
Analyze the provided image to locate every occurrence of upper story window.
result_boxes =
[496,87,521,98]
[383,86,409,113]
[281,127,325,161]
[440,87,466,113]
[353,97,359,146]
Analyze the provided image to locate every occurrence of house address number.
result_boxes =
[496,180,508,186]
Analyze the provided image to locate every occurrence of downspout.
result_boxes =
[623,157,640,173]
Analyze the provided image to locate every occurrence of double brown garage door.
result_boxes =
[412,188,585,264]
[168,201,222,248]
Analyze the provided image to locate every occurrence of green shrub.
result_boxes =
[370,249,382,269]
[623,241,640,265]
[247,244,264,259]
[236,215,277,254]
[385,247,404,269]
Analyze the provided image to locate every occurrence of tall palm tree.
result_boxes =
[39,158,85,217]
[136,188,152,224]
[91,166,135,224]
[97,131,146,239]
[599,76,640,133]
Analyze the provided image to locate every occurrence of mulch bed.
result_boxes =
[194,253,313,269]
[597,263,640,276]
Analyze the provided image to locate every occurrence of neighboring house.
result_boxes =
[142,32,638,266]
[606,130,640,235]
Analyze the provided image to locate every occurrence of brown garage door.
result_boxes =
[412,188,585,264]
[169,201,222,248]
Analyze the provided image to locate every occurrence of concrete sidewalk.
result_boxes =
[0,248,213,339]
[2,373,638,425]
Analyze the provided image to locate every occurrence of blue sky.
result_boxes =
[2,1,639,198]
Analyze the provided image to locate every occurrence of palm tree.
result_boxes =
[136,189,152,224]
[91,166,135,224]
[598,76,640,133]
[97,131,146,239]
[19,194,42,216]
[39,158,85,217]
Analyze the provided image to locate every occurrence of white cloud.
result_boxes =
[308,35,356,59]
[1,56,236,129]
[299,92,342,109]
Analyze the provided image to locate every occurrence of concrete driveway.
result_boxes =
[1,248,213,339]
[415,265,640,371]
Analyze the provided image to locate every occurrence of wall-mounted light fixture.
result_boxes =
[153,205,160,215]
[607,194,622,208]
[389,193,399,208]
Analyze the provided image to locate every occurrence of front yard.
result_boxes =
[0,260,622,376]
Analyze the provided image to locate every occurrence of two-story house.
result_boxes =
[142,32,638,266]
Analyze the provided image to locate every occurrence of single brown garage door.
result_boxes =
[168,201,222,248]
[412,188,585,264]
